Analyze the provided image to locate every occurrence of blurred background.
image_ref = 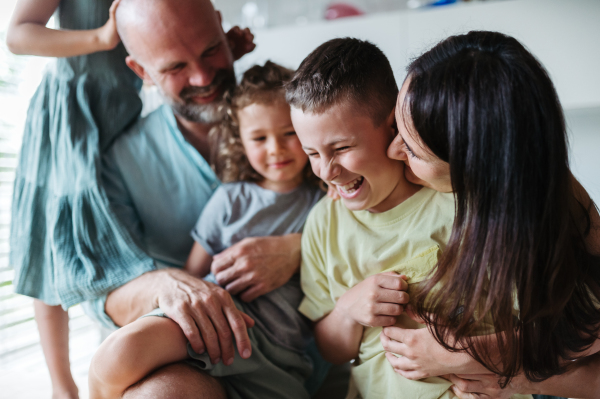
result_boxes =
[1,0,599,397]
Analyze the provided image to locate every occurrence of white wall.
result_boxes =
[236,0,600,204]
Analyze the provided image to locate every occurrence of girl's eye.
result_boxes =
[284,131,297,136]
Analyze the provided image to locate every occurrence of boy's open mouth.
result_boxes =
[337,176,364,196]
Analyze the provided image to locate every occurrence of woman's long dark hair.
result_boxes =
[406,31,600,384]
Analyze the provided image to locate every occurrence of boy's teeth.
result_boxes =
[340,177,363,193]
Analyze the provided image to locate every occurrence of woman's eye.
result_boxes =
[404,144,419,159]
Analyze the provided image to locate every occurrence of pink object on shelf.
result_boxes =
[325,3,365,20]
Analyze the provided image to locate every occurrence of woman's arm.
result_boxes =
[6,0,120,57]
[448,352,600,399]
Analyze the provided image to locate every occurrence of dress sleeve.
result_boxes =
[190,186,231,256]
[298,201,336,321]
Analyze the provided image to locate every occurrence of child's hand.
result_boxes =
[97,0,122,51]
[226,26,256,61]
[336,272,409,328]
[327,184,340,200]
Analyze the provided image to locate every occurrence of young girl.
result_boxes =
[6,1,254,397]
[88,61,325,399]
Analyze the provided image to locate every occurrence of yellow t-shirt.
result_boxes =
[299,187,532,399]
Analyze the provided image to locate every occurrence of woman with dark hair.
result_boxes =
[382,31,600,398]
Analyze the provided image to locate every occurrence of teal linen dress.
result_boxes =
[10,0,155,308]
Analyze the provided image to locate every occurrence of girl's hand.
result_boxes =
[97,0,122,51]
[226,26,256,60]
[336,272,409,327]
[381,308,483,379]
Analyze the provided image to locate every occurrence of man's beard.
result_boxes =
[163,69,236,124]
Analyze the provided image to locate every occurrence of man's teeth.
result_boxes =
[339,177,364,194]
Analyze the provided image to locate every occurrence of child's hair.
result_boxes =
[209,61,319,187]
[285,37,398,126]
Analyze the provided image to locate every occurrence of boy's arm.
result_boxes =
[314,272,410,365]
[314,305,364,364]
[185,242,213,278]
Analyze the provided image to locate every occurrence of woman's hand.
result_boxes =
[96,0,122,51]
[381,308,487,379]
[226,26,255,61]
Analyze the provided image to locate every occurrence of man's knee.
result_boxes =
[122,362,226,399]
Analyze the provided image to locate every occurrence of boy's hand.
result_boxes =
[226,26,255,61]
[97,0,121,51]
[336,272,409,327]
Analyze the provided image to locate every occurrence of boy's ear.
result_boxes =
[125,56,155,86]
[386,107,397,138]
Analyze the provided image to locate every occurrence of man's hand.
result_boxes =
[155,268,255,366]
[226,26,255,61]
[211,234,301,302]
[381,308,486,379]
[336,272,409,328]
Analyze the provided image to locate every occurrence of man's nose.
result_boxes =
[187,60,215,88]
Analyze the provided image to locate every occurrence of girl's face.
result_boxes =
[237,102,308,193]
[387,80,453,193]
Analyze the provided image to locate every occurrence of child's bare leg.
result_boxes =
[89,316,189,399]
[33,300,79,399]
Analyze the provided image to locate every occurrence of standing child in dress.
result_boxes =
[7,1,140,398]
[6,1,254,398]
[88,61,325,399]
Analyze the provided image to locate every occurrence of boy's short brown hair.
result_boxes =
[285,38,398,126]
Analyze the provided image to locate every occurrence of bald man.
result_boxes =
[81,0,334,397]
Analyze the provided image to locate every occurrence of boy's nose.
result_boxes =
[320,158,340,182]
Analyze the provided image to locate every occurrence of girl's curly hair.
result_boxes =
[209,61,321,188]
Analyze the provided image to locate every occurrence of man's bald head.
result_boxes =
[117,0,235,124]
[117,0,218,63]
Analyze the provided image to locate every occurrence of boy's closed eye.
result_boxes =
[252,136,266,142]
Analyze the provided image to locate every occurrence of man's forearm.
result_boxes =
[105,270,164,327]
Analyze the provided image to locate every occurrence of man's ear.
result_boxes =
[125,55,154,86]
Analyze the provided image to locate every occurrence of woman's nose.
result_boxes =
[387,135,408,161]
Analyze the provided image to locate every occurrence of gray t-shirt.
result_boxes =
[191,181,324,353]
